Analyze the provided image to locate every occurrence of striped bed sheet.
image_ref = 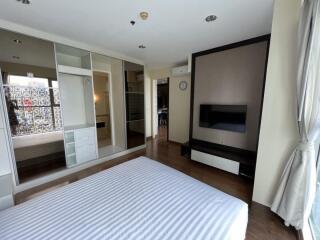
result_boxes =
[0,157,248,240]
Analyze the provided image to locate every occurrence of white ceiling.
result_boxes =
[0,0,274,69]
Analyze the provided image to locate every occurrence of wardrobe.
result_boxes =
[0,28,146,187]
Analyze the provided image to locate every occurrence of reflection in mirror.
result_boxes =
[0,29,66,183]
[124,61,145,149]
[93,72,112,148]
[92,53,126,157]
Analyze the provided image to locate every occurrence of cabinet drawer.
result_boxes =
[75,144,97,164]
[74,127,96,146]
[64,131,75,143]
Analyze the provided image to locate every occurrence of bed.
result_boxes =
[0,157,248,240]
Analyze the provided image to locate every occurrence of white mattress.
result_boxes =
[0,157,248,240]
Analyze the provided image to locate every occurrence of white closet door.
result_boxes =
[74,127,97,164]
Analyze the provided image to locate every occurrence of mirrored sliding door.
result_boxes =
[124,62,145,149]
[0,29,66,183]
[92,53,126,157]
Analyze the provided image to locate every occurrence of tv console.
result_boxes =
[189,139,256,178]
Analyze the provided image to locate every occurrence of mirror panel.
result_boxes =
[91,53,126,157]
[124,61,145,149]
[0,29,66,183]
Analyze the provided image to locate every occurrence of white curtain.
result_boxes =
[271,0,320,230]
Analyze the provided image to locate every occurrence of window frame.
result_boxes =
[4,74,62,136]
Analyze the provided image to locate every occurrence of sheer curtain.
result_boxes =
[271,0,320,230]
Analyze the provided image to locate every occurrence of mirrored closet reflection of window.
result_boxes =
[0,29,66,183]
[0,29,146,185]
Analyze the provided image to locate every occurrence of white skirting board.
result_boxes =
[0,195,14,211]
[0,174,13,211]
[191,150,240,175]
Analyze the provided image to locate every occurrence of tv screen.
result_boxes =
[199,104,247,133]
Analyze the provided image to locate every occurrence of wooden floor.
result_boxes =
[15,138,297,240]
[17,152,66,183]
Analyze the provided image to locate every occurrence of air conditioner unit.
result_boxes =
[171,55,192,77]
[171,65,189,77]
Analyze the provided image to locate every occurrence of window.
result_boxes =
[3,75,62,136]
[311,158,320,239]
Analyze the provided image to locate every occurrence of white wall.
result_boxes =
[252,0,300,206]
[169,75,191,143]
[144,69,152,138]
[110,60,126,148]
[149,68,191,143]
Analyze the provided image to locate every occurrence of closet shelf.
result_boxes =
[64,123,95,131]
[127,119,145,123]
[58,65,92,76]
[126,92,144,94]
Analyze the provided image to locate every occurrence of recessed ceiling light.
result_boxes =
[205,15,217,22]
[12,56,20,60]
[13,39,22,44]
[138,45,146,49]
[17,0,31,4]
[140,12,149,20]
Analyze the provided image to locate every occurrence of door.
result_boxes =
[152,80,158,138]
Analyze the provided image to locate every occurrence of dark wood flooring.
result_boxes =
[15,138,297,240]
[17,152,66,183]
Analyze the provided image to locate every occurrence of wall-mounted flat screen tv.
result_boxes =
[199,104,247,133]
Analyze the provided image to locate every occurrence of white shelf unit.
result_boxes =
[57,65,92,76]
[55,43,98,167]
[64,131,77,167]
[55,43,91,69]
[64,128,97,167]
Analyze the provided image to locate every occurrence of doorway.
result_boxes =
[154,78,169,141]
[93,71,114,157]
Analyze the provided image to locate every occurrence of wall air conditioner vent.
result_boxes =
[171,65,189,77]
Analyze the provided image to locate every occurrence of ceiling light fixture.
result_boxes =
[138,45,146,49]
[13,39,22,44]
[205,15,217,22]
[17,0,31,4]
[140,12,149,20]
